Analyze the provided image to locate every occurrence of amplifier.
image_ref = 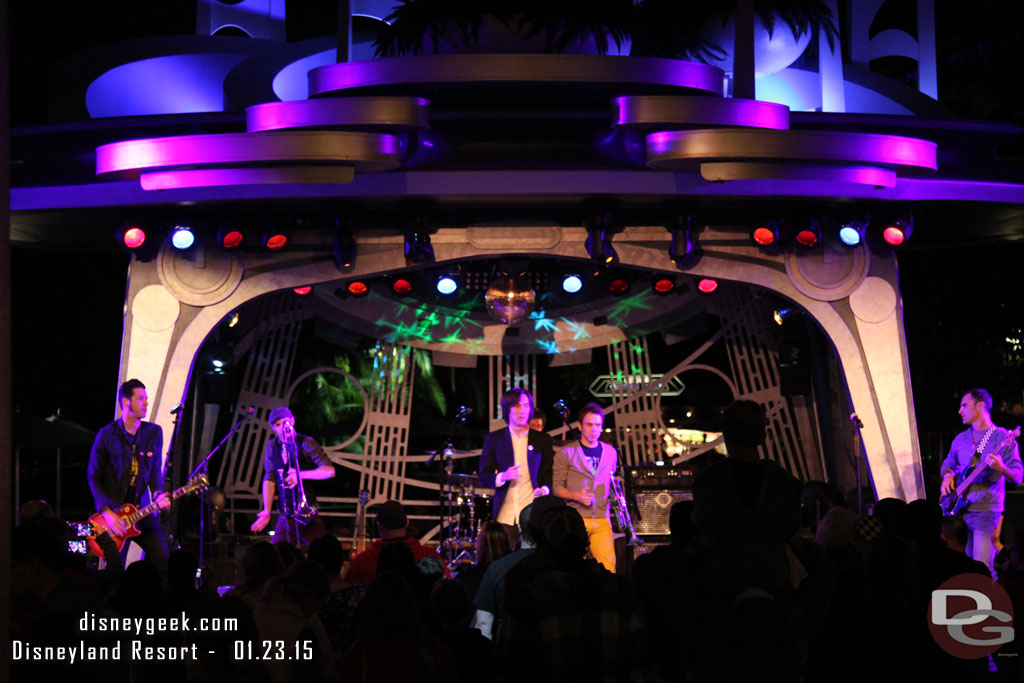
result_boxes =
[624,464,695,491]
[631,489,693,536]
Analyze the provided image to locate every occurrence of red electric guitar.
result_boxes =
[83,473,209,557]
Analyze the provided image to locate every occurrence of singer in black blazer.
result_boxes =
[478,426,555,519]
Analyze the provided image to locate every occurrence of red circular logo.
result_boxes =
[927,573,1014,659]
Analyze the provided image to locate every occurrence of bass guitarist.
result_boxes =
[940,388,1023,573]
[87,379,170,573]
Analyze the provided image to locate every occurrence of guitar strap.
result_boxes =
[970,427,996,465]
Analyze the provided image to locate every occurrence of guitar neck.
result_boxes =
[124,482,198,525]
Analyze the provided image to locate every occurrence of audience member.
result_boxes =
[344,500,450,585]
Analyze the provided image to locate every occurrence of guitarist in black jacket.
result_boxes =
[939,388,1023,574]
[87,379,170,573]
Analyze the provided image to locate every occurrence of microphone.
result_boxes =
[244,406,256,416]
[850,413,864,429]
[170,403,184,415]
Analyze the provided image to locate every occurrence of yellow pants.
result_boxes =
[583,516,616,573]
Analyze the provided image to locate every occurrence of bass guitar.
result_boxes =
[940,426,1020,516]
[84,473,209,557]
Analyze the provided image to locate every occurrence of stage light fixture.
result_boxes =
[562,275,583,293]
[392,278,413,295]
[697,278,718,294]
[117,223,147,249]
[882,217,913,246]
[752,225,779,246]
[652,275,676,294]
[795,222,821,247]
[839,225,862,246]
[170,225,195,250]
[405,232,435,265]
[608,279,629,294]
[585,228,615,263]
[264,226,288,250]
[334,237,356,271]
[219,229,244,249]
[436,276,458,295]
[347,281,368,296]
[665,214,693,263]
[293,286,312,295]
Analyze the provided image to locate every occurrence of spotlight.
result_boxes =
[795,221,821,247]
[562,275,583,293]
[392,278,413,295]
[212,359,225,369]
[608,279,629,295]
[170,225,195,250]
[666,215,693,263]
[264,226,288,250]
[652,275,676,294]
[752,224,778,246]
[347,281,368,296]
[219,229,244,249]
[293,286,312,295]
[697,278,718,294]
[436,276,458,295]
[333,232,357,270]
[228,312,240,327]
[405,232,435,265]
[838,225,863,246]
[838,216,869,247]
[882,217,913,246]
[117,223,147,249]
[585,228,615,263]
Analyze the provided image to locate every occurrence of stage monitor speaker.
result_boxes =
[631,489,693,536]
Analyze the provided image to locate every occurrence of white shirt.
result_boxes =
[496,427,534,525]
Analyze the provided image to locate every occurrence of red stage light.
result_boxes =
[883,226,906,246]
[265,234,288,250]
[653,278,675,294]
[697,278,718,294]
[347,281,368,296]
[752,227,777,246]
[609,279,629,294]
[293,286,312,296]
[392,279,413,295]
[122,226,146,249]
[795,230,819,247]
[221,230,244,249]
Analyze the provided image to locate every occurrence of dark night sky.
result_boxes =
[8,1,1024,471]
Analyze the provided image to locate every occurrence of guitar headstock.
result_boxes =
[185,472,210,493]
[1002,426,1022,449]
[358,489,369,507]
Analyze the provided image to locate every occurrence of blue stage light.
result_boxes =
[839,225,862,246]
[436,276,458,295]
[562,275,582,293]
[170,226,195,249]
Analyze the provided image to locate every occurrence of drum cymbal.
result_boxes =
[443,472,481,487]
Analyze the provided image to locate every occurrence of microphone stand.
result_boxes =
[851,413,865,516]
[188,407,254,588]
[161,404,184,548]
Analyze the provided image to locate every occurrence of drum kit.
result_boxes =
[440,470,493,567]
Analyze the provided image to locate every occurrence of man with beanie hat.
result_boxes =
[251,406,335,547]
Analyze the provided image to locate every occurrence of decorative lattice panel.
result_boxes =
[605,338,663,467]
[359,343,417,504]
[219,292,309,496]
[711,289,822,481]
[488,355,537,430]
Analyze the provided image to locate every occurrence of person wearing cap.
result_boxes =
[344,500,451,585]
[478,388,556,528]
[552,402,619,573]
[251,406,335,547]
